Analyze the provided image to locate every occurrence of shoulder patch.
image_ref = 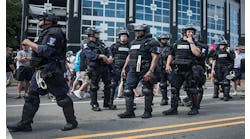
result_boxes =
[47,37,56,46]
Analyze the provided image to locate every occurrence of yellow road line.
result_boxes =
[114,121,245,139]
[55,116,244,139]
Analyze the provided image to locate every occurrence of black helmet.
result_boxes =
[95,28,101,34]
[218,40,229,46]
[183,24,197,34]
[134,24,150,33]
[85,27,96,36]
[38,12,58,24]
[218,36,229,46]
[158,33,171,41]
[118,28,129,37]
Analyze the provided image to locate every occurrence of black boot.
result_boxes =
[162,108,178,115]
[117,111,135,118]
[7,122,32,132]
[162,94,178,115]
[197,88,203,109]
[92,104,101,111]
[141,111,152,118]
[187,94,199,115]
[222,86,231,101]
[106,86,117,110]
[159,83,168,106]
[61,97,78,131]
[141,95,153,118]
[213,84,219,98]
[8,93,40,132]
[118,95,135,118]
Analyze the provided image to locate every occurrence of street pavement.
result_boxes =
[6,81,245,139]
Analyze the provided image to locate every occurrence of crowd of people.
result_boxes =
[7,12,245,132]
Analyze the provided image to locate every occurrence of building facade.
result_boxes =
[81,0,243,49]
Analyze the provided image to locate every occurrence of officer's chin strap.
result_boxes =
[36,70,47,89]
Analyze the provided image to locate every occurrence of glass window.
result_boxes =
[117,3,125,10]
[117,11,125,18]
[145,0,153,6]
[82,0,92,7]
[82,8,91,15]
[155,9,162,15]
[137,0,144,5]
[163,2,169,9]
[116,22,125,28]
[163,10,169,16]
[116,0,125,2]
[93,20,102,26]
[105,21,115,26]
[163,16,169,23]
[136,13,144,20]
[145,14,152,21]
[106,28,114,36]
[155,1,162,8]
[136,5,144,13]
[93,1,102,8]
[106,3,115,9]
[155,15,162,22]
[82,20,91,25]
[106,10,115,17]
[93,9,103,16]
[108,37,114,42]
[145,7,152,14]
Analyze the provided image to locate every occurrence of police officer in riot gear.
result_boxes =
[7,12,78,132]
[117,24,160,119]
[183,34,208,109]
[83,27,114,111]
[211,39,234,101]
[163,24,201,115]
[156,33,172,106]
[109,28,130,108]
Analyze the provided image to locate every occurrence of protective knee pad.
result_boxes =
[223,85,231,94]
[123,86,133,97]
[171,87,178,94]
[142,86,153,96]
[159,82,168,90]
[214,79,219,85]
[57,96,73,107]
[90,83,99,92]
[221,80,230,86]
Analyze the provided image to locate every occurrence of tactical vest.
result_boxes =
[87,40,106,67]
[112,42,129,68]
[158,45,171,70]
[128,36,153,69]
[196,41,208,66]
[215,49,233,68]
[30,25,66,68]
[173,40,194,65]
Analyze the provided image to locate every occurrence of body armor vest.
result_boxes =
[158,45,171,70]
[215,49,234,68]
[31,25,66,68]
[128,35,153,69]
[87,40,106,67]
[112,42,129,68]
[173,39,194,65]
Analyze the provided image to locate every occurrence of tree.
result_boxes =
[6,0,22,50]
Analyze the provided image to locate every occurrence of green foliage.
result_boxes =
[6,0,22,50]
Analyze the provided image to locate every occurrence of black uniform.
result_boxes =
[155,43,172,105]
[163,38,202,115]
[83,39,113,111]
[110,41,130,105]
[7,24,78,131]
[213,48,234,101]
[183,41,208,108]
[118,33,160,118]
